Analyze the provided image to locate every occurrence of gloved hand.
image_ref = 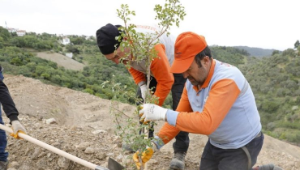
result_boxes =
[133,143,158,169]
[140,84,147,101]
[139,103,168,123]
[11,120,27,139]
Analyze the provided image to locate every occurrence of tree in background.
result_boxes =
[0,27,11,48]
[0,27,11,41]
[272,50,280,56]
[294,40,299,49]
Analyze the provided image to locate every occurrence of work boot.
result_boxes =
[0,161,8,170]
[169,152,186,170]
[253,164,282,170]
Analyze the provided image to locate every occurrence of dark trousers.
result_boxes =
[0,70,8,162]
[199,132,264,170]
[137,74,189,153]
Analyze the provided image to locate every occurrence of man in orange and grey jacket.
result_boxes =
[96,23,189,169]
[135,32,282,170]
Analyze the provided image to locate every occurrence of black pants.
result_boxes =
[199,132,264,170]
[137,74,190,153]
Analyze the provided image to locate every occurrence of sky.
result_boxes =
[0,0,299,51]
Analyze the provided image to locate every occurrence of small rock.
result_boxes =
[51,142,61,149]
[96,153,106,160]
[8,161,19,168]
[112,136,121,143]
[92,129,107,135]
[116,154,123,161]
[57,157,70,168]
[37,152,47,158]
[70,126,83,131]
[45,118,57,124]
[76,142,91,151]
[36,159,47,169]
[31,148,41,160]
[84,147,95,154]
[38,116,43,121]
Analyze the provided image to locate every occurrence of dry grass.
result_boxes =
[36,52,85,71]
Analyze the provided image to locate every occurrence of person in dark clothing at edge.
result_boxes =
[0,66,27,170]
[96,23,189,169]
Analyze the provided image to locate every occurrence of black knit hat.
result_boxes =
[96,23,123,55]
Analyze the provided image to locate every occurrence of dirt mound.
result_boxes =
[2,74,300,170]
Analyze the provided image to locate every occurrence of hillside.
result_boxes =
[2,25,300,159]
[233,46,277,58]
[2,74,300,170]
[36,52,84,71]
[2,34,300,145]
[241,49,300,144]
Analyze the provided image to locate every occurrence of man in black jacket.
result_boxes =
[0,66,27,170]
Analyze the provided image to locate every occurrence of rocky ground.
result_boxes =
[2,75,300,170]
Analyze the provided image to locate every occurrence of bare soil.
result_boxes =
[2,74,300,170]
[36,52,84,71]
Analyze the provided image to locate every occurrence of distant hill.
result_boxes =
[233,46,278,58]
[240,48,300,144]
[210,46,248,66]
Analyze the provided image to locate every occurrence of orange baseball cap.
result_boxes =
[171,32,207,73]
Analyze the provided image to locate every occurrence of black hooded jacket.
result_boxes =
[0,79,19,122]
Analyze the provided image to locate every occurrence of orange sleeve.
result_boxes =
[157,86,193,144]
[176,79,241,135]
[150,44,174,106]
[156,122,180,144]
[128,67,146,85]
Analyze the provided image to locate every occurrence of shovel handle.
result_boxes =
[0,124,109,170]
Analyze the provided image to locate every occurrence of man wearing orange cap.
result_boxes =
[134,32,281,170]
[96,24,190,170]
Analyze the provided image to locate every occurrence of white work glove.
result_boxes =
[139,104,168,122]
[11,120,27,139]
[140,84,147,101]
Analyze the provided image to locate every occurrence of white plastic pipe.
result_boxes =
[0,124,109,170]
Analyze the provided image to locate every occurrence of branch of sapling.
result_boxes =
[114,1,186,169]
[111,107,130,118]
